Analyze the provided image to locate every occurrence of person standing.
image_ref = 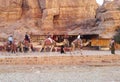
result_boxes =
[60,45,65,54]
[110,39,115,54]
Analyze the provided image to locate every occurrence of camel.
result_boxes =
[22,40,34,52]
[40,38,69,52]
[71,39,90,55]
[56,39,69,47]
[55,39,69,52]
[3,40,34,53]
[4,42,17,53]
[17,41,24,52]
[40,38,56,52]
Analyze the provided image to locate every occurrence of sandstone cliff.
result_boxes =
[69,0,120,38]
[95,0,120,38]
[0,0,98,40]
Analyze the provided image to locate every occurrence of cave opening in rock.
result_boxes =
[81,34,99,40]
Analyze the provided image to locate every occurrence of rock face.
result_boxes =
[0,0,22,21]
[0,0,120,40]
[0,0,42,40]
[0,0,41,21]
[68,0,120,38]
[54,0,97,30]
[0,0,98,40]
[40,0,98,31]
[95,0,120,38]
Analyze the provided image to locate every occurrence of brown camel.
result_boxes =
[4,42,17,53]
[71,39,90,55]
[40,38,69,52]
[40,38,56,52]
[22,40,34,52]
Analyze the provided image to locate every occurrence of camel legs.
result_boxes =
[18,44,24,52]
[70,43,75,54]
[50,45,54,52]
[78,46,83,55]
[40,45,52,52]
[71,43,75,51]
[40,46,44,52]
[71,43,82,55]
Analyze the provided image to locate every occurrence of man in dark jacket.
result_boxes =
[24,32,30,43]
[110,39,115,54]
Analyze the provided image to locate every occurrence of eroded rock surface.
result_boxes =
[0,0,98,40]
[96,0,120,38]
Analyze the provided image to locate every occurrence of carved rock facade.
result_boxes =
[0,0,98,40]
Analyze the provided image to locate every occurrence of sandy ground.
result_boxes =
[0,50,120,82]
[0,50,120,57]
[0,65,120,82]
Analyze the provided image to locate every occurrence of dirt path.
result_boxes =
[0,50,120,57]
[0,65,120,82]
[0,50,120,82]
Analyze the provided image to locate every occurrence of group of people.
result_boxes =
[60,33,82,54]
[7,32,116,54]
[7,32,31,45]
[7,32,83,54]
